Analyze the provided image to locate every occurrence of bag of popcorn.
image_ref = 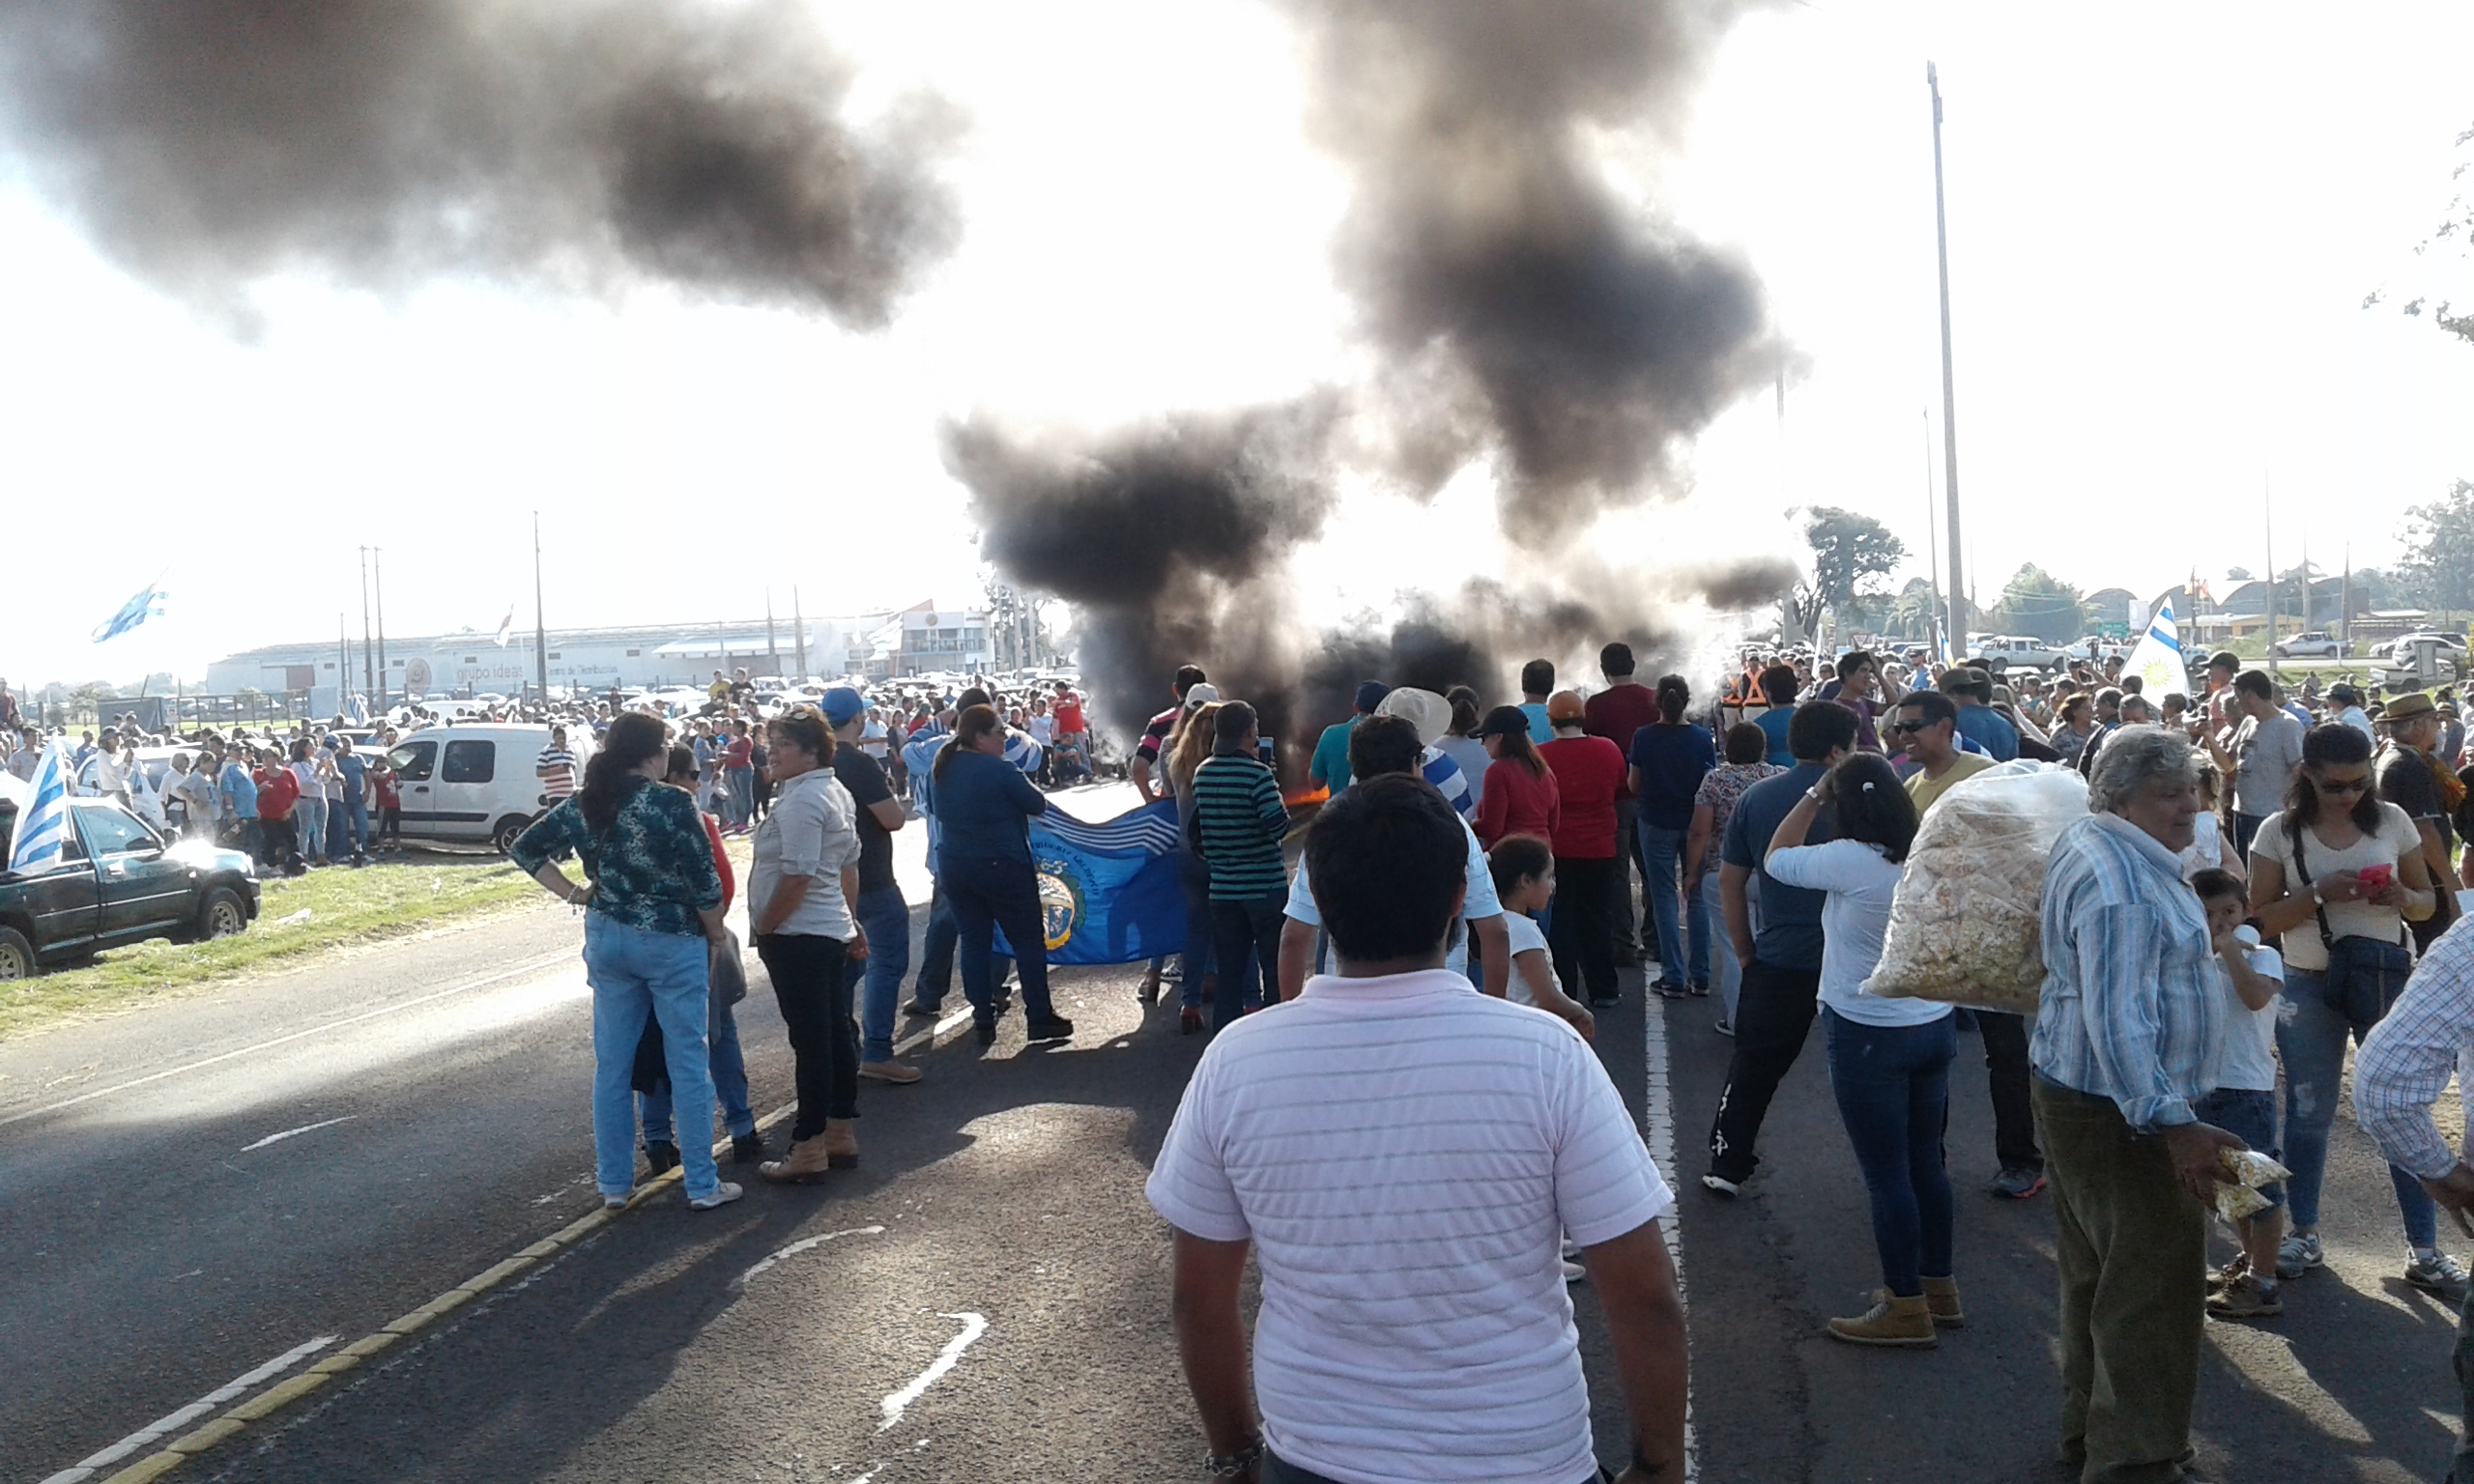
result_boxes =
[1862,762,2091,1014]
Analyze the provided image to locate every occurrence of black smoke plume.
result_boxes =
[953,0,1788,754]
[0,0,961,331]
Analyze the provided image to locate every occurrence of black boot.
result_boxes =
[643,1140,680,1175]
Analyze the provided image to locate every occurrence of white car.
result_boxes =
[1971,636,2071,673]
[382,724,560,853]
[2384,632,2468,660]
[2269,632,2346,659]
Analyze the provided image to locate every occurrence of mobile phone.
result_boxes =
[1258,735,1276,764]
[2358,864,2395,889]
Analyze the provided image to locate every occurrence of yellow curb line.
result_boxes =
[88,1092,839,1483]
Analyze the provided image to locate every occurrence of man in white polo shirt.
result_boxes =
[1147,773,1685,1484]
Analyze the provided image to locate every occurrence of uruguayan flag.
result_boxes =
[995,797,1189,964]
[2122,598,2186,700]
[93,583,167,643]
[8,743,72,873]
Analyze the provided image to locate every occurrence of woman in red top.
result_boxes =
[1474,705,1561,847]
[253,751,304,874]
[1537,691,1628,1008]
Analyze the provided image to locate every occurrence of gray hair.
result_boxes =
[2088,725,2198,813]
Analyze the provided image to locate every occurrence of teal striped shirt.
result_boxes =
[1192,755,1290,900]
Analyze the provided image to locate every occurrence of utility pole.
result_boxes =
[2264,475,2279,679]
[359,547,375,705]
[532,511,550,705]
[1928,62,1968,648]
[338,612,350,720]
[792,586,809,681]
[372,549,388,713]
[2342,543,2352,651]
[1921,408,1942,659]
[765,589,779,676]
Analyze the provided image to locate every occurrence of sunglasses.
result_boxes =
[1889,720,1932,735]
[2315,775,2371,796]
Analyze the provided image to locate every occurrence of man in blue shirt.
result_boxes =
[1751,666,1799,766]
[1516,659,1557,744]
[1706,699,1857,1194]
[1942,668,2018,762]
[1309,680,1386,795]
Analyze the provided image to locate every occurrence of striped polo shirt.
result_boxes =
[1147,969,1673,1483]
[1190,753,1290,900]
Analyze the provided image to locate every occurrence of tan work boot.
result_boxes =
[759,1136,837,1184]
[858,1060,922,1085]
[1827,1290,1939,1348]
[820,1118,860,1169]
[1922,1275,1966,1328]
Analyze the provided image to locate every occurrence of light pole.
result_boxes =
[1928,62,1968,648]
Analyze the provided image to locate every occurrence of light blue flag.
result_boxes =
[995,798,1189,965]
[8,743,72,873]
[93,582,168,643]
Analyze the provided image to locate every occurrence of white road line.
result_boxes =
[39,1333,336,1484]
[893,1010,974,1057]
[239,1115,359,1153]
[733,1225,886,1289]
[1642,998,1698,1484]
[0,951,573,1129]
[878,1312,988,1433]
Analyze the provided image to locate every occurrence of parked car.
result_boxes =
[1970,636,2072,673]
[383,724,559,853]
[2062,635,2132,664]
[0,796,261,979]
[2382,632,2469,660]
[2269,632,2347,659]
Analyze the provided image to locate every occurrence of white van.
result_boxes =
[383,724,561,852]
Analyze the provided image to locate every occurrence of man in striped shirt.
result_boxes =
[1149,772,1684,1484]
[535,727,579,802]
[2354,918,2474,1484]
[2028,726,2243,1484]
[1190,700,1290,1033]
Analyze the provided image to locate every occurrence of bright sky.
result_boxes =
[5,1,2470,691]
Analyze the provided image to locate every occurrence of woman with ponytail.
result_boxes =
[934,704,1075,1046]
[512,711,738,1212]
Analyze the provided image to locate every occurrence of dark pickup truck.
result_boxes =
[0,797,262,979]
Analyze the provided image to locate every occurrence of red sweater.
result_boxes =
[1475,756,1561,848]
[1538,735,1625,859]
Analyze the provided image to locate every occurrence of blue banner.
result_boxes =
[994,797,1188,965]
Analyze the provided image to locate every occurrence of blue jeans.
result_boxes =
[912,882,1010,1009]
[1637,823,1707,987]
[854,886,910,1062]
[1824,1007,1958,1297]
[942,852,1055,1025]
[2278,965,2437,1245]
[584,915,722,1201]
[1210,890,1282,1030]
[724,766,754,828]
[1177,845,1216,1006]
[1700,871,1740,1021]
[336,795,369,857]
[294,795,328,860]
[641,992,754,1142]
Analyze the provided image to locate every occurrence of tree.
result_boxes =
[2397,480,2474,613]
[2365,122,2474,347]
[1887,577,1942,641]
[1791,507,1907,638]
[1991,564,2086,642]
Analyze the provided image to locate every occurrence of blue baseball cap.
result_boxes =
[820,686,868,726]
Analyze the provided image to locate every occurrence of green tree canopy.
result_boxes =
[1992,564,2086,642]
[2397,480,2474,612]
[1792,507,1908,637]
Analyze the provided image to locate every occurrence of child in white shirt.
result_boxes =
[2190,867,2288,1318]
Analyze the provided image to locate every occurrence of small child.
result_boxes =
[2190,867,2287,1319]
[1485,834,1596,1043]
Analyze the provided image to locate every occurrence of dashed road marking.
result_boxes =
[39,1335,334,1484]
[878,1313,989,1433]
[240,1115,359,1153]
[1644,995,1698,1483]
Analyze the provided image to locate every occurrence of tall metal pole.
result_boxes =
[2264,475,2279,680]
[792,585,809,680]
[373,549,388,714]
[359,547,375,703]
[1928,63,1968,650]
[338,613,350,720]
[1921,408,1942,659]
[532,511,550,704]
[765,588,779,677]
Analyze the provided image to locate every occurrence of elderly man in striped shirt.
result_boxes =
[2354,917,2474,1484]
[2029,725,2247,1484]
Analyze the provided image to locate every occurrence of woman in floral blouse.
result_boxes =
[513,711,737,1213]
[1684,723,1786,1034]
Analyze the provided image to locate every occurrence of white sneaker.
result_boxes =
[601,1192,629,1211]
[1562,1259,1587,1282]
[1702,1173,1741,1198]
[688,1181,744,1212]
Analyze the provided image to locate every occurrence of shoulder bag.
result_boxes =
[2287,819,2414,1027]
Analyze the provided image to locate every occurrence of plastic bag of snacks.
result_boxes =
[2213,1147,2292,1223]
[1862,763,2092,1015]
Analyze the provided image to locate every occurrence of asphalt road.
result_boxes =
[4,805,2469,1483]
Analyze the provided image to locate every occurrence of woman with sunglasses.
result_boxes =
[2247,723,2445,1298]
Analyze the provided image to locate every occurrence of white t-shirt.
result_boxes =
[1765,839,1951,1027]
[2178,811,2225,880]
[2249,804,2423,973]
[1285,817,1504,979]
[1145,969,1673,1484]
[2214,945,2287,1093]
[1503,910,1555,1009]
[1027,715,1055,745]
